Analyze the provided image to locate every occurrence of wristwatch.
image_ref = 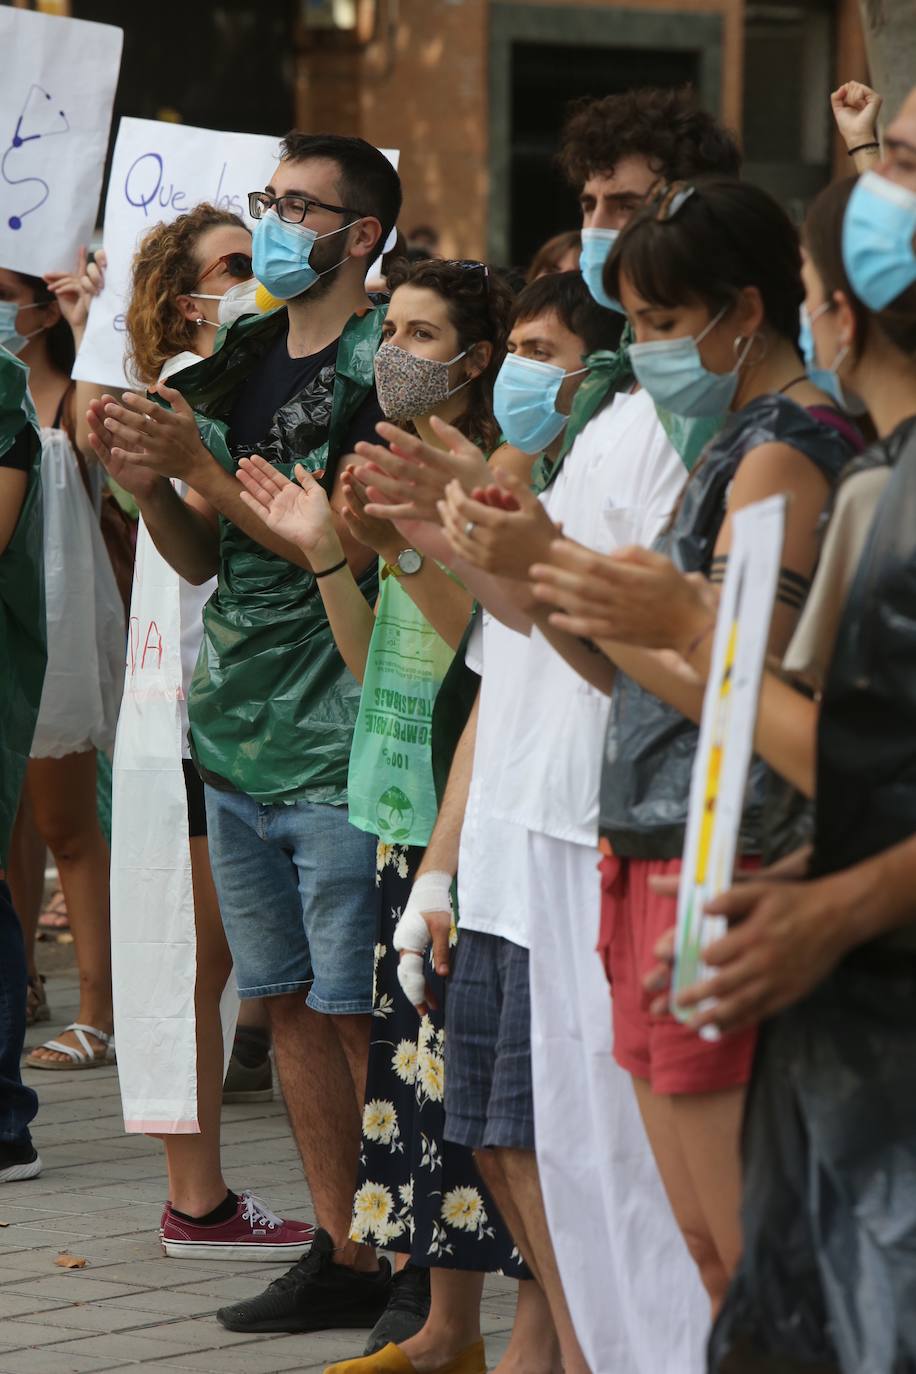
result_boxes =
[382,548,424,579]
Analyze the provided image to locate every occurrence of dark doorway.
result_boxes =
[507,42,699,269]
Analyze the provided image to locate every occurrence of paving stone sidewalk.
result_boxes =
[0,968,516,1374]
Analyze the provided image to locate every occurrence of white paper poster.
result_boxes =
[73,118,282,388]
[673,494,787,1026]
[73,118,400,389]
[0,8,122,276]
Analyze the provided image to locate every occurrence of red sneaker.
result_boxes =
[161,1191,316,1260]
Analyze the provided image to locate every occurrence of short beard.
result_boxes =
[288,235,349,305]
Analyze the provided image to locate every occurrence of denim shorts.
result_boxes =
[444,929,535,1151]
[204,786,377,1013]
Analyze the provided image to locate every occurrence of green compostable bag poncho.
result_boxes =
[0,348,45,867]
[166,305,384,805]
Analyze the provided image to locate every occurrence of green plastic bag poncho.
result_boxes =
[166,305,384,805]
[0,349,45,867]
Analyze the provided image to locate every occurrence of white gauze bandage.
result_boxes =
[392,870,454,1008]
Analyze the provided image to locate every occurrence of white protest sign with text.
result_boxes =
[73,118,281,387]
[672,494,787,1030]
[0,7,122,276]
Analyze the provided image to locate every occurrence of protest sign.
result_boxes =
[0,7,122,276]
[673,493,787,1031]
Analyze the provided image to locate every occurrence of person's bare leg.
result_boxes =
[495,1280,562,1374]
[632,1077,733,1314]
[397,1268,484,1372]
[670,1087,746,1295]
[157,837,233,1216]
[474,1148,541,1284]
[490,1147,590,1374]
[237,997,269,1031]
[26,752,112,1063]
[268,996,377,1272]
[474,1151,562,1372]
[8,795,45,982]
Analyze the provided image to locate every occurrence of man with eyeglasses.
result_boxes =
[87,133,402,1336]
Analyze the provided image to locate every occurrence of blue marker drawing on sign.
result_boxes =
[2,84,70,231]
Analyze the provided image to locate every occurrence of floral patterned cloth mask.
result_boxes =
[373,341,470,423]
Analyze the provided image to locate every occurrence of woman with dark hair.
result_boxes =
[1,259,124,1068]
[106,203,311,1260]
[237,259,558,1374]
[527,176,862,1315]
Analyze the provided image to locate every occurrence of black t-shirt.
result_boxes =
[0,428,33,472]
[228,326,384,466]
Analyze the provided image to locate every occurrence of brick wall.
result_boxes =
[294,0,742,260]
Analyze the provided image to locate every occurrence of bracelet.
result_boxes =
[313,556,347,580]
[847,141,880,157]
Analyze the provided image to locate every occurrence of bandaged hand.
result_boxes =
[393,870,454,1014]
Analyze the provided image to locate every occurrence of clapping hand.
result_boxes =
[351,416,490,524]
[237,455,340,562]
[439,468,560,579]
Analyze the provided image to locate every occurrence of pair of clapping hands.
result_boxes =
[86,379,714,650]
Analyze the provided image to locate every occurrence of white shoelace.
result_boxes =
[241,1191,284,1231]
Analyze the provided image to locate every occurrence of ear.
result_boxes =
[175,294,202,324]
[465,340,493,380]
[734,284,766,338]
[832,290,857,350]
[348,216,384,262]
[38,296,61,328]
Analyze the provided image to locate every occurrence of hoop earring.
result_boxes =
[733,331,767,367]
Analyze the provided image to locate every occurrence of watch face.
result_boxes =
[398,547,423,575]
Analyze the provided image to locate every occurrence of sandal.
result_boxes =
[26,1022,115,1071]
[37,888,70,938]
[25,976,50,1026]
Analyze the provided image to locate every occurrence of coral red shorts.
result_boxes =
[598,853,757,1096]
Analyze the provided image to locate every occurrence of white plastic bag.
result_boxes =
[111,515,237,1133]
[30,427,124,758]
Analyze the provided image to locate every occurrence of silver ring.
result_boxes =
[463,520,476,538]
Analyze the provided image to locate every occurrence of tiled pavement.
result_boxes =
[0,968,516,1374]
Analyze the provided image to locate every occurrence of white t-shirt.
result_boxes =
[456,612,532,948]
[485,387,687,848]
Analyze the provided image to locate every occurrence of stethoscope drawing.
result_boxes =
[2,84,70,231]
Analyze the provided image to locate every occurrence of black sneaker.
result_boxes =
[216,1227,392,1333]
[363,1262,431,1355]
[0,1138,41,1184]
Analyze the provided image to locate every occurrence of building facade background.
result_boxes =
[8,0,870,269]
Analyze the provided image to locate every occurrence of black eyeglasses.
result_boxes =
[248,190,361,226]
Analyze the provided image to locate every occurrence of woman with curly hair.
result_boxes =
[237,258,559,1374]
[110,203,313,1259]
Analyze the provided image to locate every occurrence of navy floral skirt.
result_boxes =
[349,841,527,1275]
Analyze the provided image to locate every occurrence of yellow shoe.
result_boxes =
[324,1340,487,1374]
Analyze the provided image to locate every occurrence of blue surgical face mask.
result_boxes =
[798,302,866,415]
[494,353,587,454]
[0,300,45,355]
[843,170,916,311]
[251,212,352,300]
[799,303,844,408]
[579,227,624,313]
[629,305,750,417]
